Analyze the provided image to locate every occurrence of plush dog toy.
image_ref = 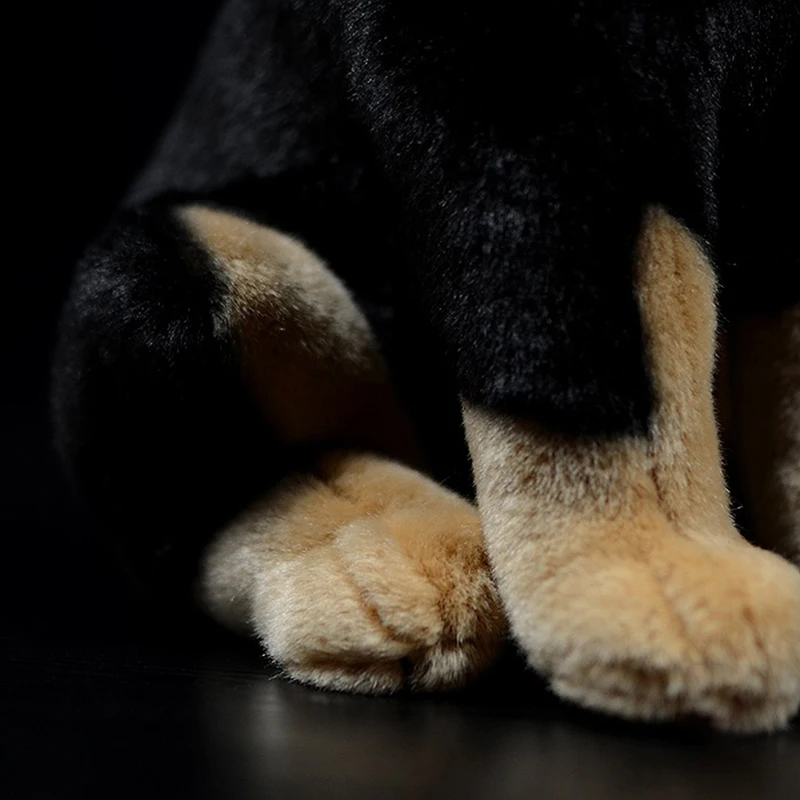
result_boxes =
[53,0,800,732]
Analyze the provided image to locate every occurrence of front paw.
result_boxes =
[258,509,504,693]
[200,456,506,694]
[500,519,800,733]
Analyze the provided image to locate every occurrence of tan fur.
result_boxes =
[184,206,505,692]
[728,306,800,565]
[635,210,734,536]
[198,452,506,693]
[179,205,419,461]
[463,207,800,732]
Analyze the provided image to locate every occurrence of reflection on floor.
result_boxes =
[5,628,799,800]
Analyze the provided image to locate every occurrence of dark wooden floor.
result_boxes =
[7,630,800,799]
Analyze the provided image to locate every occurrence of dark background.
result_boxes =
[6,0,222,638]
[4,3,800,798]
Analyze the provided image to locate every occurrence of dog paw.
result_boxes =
[270,515,503,692]
[200,454,506,693]
[505,520,800,732]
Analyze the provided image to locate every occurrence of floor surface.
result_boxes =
[7,629,800,799]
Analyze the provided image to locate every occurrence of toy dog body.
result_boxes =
[54,0,800,731]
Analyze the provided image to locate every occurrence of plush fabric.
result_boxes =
[52,0,800,732]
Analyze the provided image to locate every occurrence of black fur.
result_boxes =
[54,0,799,583]
[52,207,289,589]
[129,0,798,432]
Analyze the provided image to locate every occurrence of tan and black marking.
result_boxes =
[463,208,800,732]
[177,205,505,691]
[179,205,420,461]
[53,0,800,735]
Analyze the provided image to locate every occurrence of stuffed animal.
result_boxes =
[53,0,800,732]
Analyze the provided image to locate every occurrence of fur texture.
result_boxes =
[199,451,505,692]
[179,204,420,459]
[52,0,800,732]
[462,209,800,732]
[130,0,800,437]
[52,207,277,586]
